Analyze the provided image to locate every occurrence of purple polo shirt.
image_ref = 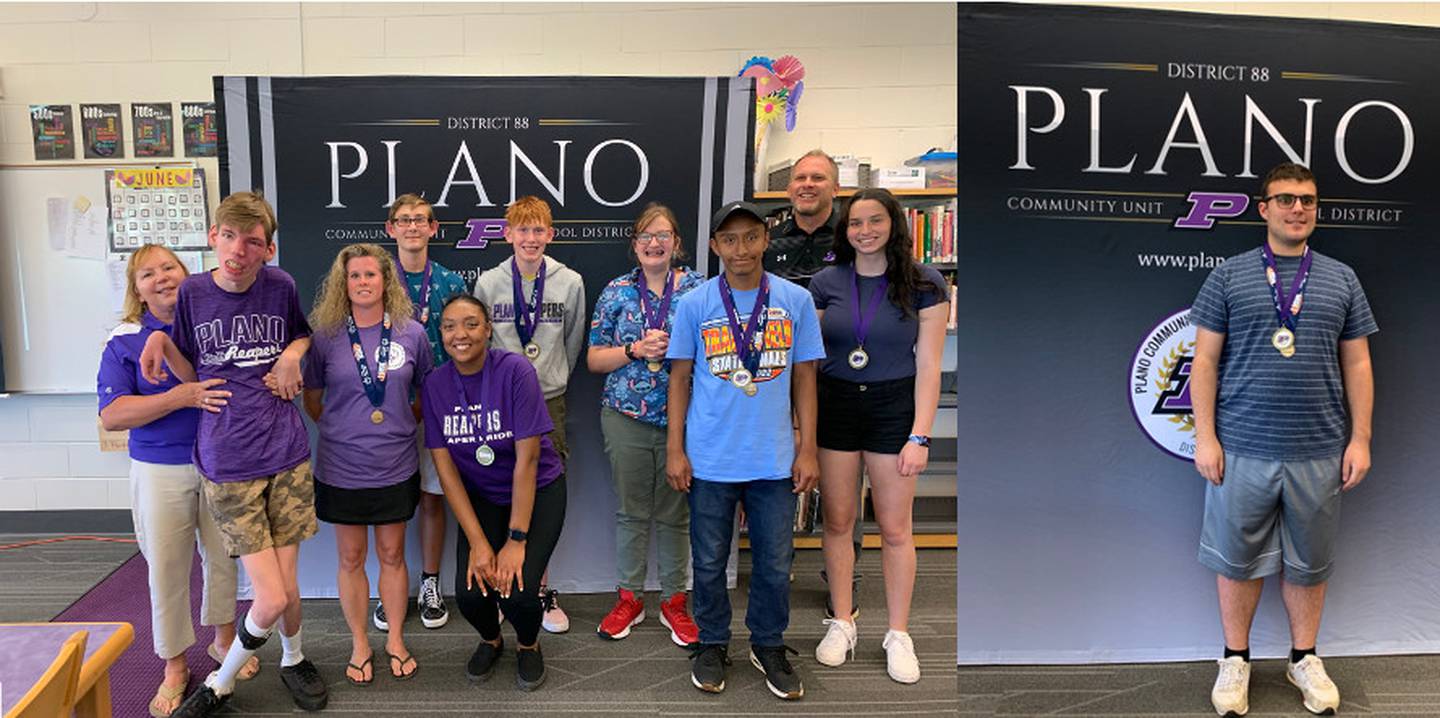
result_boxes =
[172,266,312,482]
[421,348,562,505]
[303,318,432,489]
[97,311,198,465]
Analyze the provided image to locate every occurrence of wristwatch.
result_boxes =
[508,528,528,542]
[623,342,639,361]
[907,434,931,448]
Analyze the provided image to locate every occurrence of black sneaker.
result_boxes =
[418,574,449,629]
[821,568,862,620]
[467,637,504,682]
[690,643,730,693]
[373,601,389,631]
[170,683,229,718]
[279,658,329,711]
[750,645,804,700]
[516,646,546,691]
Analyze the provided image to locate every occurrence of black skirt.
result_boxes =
[315,473,421,525]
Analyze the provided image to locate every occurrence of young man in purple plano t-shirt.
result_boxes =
[140,192,329,717]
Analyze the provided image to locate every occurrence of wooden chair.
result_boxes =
[6,630,88,718]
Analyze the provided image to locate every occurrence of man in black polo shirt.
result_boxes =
[765,149,840,287]
[763,149,860,620]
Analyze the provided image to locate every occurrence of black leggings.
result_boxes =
[454,475,567,647]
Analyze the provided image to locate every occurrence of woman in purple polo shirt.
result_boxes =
[423,294,566,691]
[301,244,431,685]
[97,244,257,718]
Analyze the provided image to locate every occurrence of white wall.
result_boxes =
[0,1,956,512]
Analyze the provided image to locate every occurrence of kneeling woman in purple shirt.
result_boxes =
[301,244,432,684]
[97,244,257,717]
[422,295,566,691]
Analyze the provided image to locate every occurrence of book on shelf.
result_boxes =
[907,199,956,264]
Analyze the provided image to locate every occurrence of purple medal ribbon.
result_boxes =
[850,268,889,350]
[511,257,546,347]
[634,268,675,332]
[453,361,489,444]
[718,273,770,375]
[345,312,392,410]
[1260,243,1312,332]
[413,260,433,324]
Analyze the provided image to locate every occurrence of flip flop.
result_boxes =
[346,655,374,686]
[387,651,419,681]
[148,670,189,718]
[207,643,261,680]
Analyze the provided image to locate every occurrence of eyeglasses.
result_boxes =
[1261,193,1317,209]
[391,216,433,226]
[634,231,674,245]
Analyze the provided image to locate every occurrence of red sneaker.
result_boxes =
[660,591,700,647]
[596,588,645,640]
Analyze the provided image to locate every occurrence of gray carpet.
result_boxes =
[964,655,1440,716]
[1,533,957,716]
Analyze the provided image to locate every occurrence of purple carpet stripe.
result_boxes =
[54,551,250,717]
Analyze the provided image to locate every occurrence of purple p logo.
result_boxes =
[456,218,507,249]
[1173,192,1250,230]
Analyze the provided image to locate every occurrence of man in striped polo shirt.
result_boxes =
[1190,163,1377,717]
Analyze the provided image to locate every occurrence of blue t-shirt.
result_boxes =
[1191,246,1378,460]
[588,268,705,427]
[809,263,949,382]
[667,272,825,482]
[403,261,470,368]
[96,311,199,465]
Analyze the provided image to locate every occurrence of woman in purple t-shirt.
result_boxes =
[96,245,257,717]
[422,295,566,691]
[809,189,950,684]
[299,244,428,684]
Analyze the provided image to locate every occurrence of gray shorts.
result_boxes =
[1198,452,1343,586]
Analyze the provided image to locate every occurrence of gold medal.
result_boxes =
[524,342,541,360]
[1272,327,1295,357]
[744,383,758,397]
[647,360,662,372]
[370,409,384,424]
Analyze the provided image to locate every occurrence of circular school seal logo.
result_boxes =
[376,343,407,371]
[1129,308,1197,461]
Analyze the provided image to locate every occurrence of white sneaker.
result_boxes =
[1211,656,1251,717]
[540,587,569,634]
[1287,654,1340,715]
[814,619,857,667]
[882,629,920,684]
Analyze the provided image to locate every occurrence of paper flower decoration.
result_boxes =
[738,54,806,135]
[785,80,804,132]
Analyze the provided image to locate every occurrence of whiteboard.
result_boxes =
[0,165,203,393]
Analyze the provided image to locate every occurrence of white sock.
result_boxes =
[208,612,271,696]
[280,626,304,667]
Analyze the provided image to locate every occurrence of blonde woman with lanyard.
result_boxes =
[294,244,432,683]
[809,188,949,684]
[97,245,258,717]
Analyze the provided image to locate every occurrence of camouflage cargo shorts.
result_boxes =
[203,461,318,558]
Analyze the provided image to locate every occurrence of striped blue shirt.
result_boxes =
[1191,246,1377,460]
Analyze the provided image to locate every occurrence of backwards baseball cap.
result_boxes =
[709,201,766,235]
